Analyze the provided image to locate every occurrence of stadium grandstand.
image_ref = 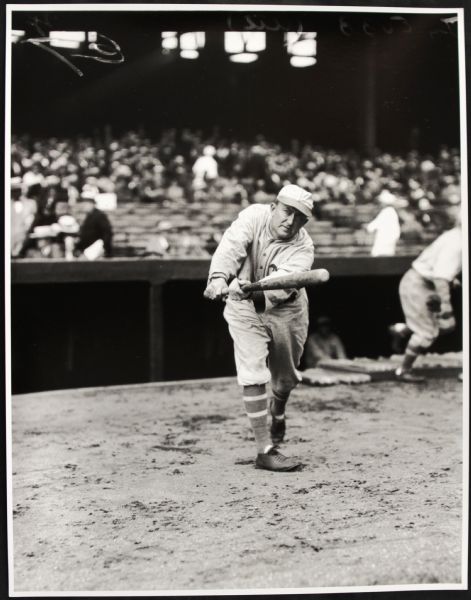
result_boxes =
[11,130,460,259]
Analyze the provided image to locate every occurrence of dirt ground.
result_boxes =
[11,375,464,592]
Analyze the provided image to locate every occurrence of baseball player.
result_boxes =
[204,184,314,472]
[391,208,462,383]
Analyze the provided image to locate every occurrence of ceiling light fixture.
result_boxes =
[229,52,259,63]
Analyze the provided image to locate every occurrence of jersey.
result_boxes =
[208,204,314,310]
[412,227,462,282]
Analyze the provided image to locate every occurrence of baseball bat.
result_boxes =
[240,269,330,292]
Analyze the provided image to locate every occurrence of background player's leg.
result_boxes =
[389,323,412,354]
[396,336,434,383]
[396,269,439,382]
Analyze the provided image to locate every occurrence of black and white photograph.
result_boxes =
[4,1,469,595]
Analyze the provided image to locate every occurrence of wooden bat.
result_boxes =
[240,269,330,292]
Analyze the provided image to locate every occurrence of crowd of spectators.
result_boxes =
[10,128,461,259]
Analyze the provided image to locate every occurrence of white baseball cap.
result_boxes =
[276,184,313,219]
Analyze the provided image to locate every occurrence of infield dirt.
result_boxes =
[12,376,463,592]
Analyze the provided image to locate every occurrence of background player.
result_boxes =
[391,207,462,383]
[204,184,314,472]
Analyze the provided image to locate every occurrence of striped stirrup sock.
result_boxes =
[243,391,271,454]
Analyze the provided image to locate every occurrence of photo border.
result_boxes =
[4,2,469,596]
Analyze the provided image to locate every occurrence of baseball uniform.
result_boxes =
[208,203,314,393]
[399,226,462,349]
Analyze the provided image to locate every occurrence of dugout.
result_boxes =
[11,257,462,394]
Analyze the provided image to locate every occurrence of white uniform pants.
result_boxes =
[399,268,440,348]
[223,293,309,394]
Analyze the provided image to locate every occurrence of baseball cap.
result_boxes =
[277,184,313,219]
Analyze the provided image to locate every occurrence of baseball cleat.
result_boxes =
[270,402,286,444]
[255,446,301,472]
[395,368,426,384]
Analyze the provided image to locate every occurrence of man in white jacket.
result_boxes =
[365,189,401,256]
[192,145,218,190]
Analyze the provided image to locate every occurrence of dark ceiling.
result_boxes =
[10,10,461,151]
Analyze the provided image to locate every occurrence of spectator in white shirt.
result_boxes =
[192,145,218,190]
[365,190,401,256]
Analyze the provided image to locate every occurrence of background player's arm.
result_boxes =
[434,278,455,332]
[432,243,461,332]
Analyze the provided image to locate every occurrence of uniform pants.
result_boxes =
[223,293,309,394]
[399,268,440,348]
